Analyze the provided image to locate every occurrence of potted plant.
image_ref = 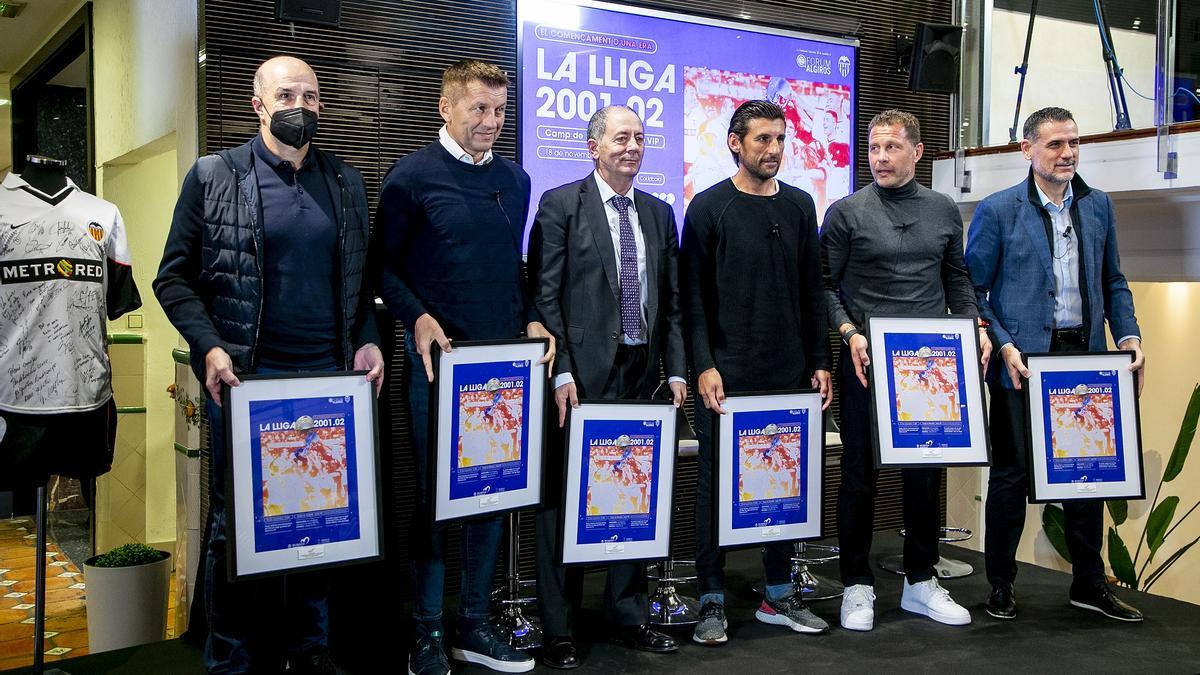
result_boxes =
[83,542,172,653]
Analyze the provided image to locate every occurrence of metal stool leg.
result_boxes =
[792,542,844,601]
[879,527,975,579]
[492,511,542,650]
[647,558,700,625]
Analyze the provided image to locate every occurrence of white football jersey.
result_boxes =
[0,173,136,413]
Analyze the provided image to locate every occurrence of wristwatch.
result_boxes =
[842,327,861,346]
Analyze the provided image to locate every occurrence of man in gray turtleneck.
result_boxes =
[821,109,992,632]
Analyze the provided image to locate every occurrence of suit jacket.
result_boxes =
[965,171,1140,389]
[527,174,686,398]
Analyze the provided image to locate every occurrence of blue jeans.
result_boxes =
[203,365,332,673]
[405,333,504,632]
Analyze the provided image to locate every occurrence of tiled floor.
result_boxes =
[0,517,177,671]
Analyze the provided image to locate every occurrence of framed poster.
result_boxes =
[1023,351,1144,503]
[560,400,677,565]
[865,315,990,467]
[431,339,548,522]
[717,391,824,548]
[224,372,382,580]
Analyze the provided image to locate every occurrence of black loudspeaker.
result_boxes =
[908,23,963,94]
[276,0,341,27]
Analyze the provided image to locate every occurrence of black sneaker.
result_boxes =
[985,584,1017,620]
[451,621,535,673]
[408,629,450,675]
[1069,584,1144,622]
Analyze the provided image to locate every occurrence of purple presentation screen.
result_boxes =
[518,0,858,245]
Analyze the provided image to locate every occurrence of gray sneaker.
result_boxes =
[692,601,729,645]
[755,594,829,634]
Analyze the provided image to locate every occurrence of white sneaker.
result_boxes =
[840,584,876,631]
[901,577,972,625]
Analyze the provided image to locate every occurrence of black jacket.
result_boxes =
[154,138,380,388]
[527,175,686,398]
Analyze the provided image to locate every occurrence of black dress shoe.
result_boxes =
[542,637,580,670]
[985,584,1017,620]
[610,624,678,654]
[1069,584,1144,622]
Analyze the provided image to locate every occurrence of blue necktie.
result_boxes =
[611,194,642,342]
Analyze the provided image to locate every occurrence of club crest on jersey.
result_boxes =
[88,222,105,242]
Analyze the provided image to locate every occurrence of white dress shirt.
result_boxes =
[555,172,684,390]
[438,126,493,165]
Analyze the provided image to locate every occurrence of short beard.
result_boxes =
[1035,165,1074,184]
[744,160,780,182]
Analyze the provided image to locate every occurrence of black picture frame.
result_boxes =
[557,399,678,566]
[715,390,825,550]
[428,338,549,523]
[864,315,991,468]
[1022,350,1145,503]
[223,371,383,581]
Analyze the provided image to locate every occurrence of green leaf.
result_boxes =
[1144,534,1200,590]
[1106,499,1128,526]
[1163,383,1200,483]
[1042,504,1072,564]
[1107,527,1137,588]
[1147,496,1180,557]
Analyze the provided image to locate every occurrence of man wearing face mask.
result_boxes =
[156,55,383,674]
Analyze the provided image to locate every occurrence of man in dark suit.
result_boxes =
[528,104,687,668]
[966,106,1145,623]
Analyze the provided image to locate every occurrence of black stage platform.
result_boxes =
[33,538,1200,674]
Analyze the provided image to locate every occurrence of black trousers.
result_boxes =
[984,333,1105,590]
[535,345,650,637]
[836,345,941,586]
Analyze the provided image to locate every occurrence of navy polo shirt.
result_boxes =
[252,135,339,369]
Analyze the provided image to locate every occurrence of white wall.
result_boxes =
[91,0,198,546]
[0,76,11,177]
[986,9,1157,145]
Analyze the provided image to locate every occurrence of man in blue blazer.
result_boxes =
[965,106,1145,623]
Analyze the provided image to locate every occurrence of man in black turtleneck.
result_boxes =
[821,109,991,632]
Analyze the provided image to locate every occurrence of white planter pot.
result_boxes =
[83,551,172,654]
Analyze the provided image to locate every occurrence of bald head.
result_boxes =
[253,56,319,99]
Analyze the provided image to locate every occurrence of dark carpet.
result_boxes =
[31,538,1200,674]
